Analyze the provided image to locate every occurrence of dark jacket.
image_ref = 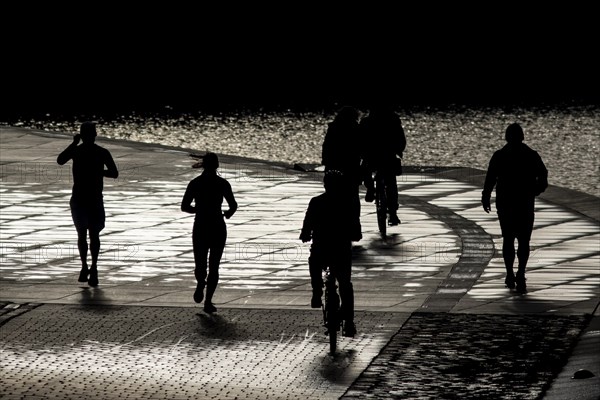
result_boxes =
[482,142,548,213]
[300,191,358,248]
[359,109,406,171]
[321,119,362,184]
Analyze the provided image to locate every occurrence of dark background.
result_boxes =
[2,7,598,117]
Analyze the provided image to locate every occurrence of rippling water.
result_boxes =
[5,104,599,196]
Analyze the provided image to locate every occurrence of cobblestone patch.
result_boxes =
[342,312,589,399]
[0,305,407,399]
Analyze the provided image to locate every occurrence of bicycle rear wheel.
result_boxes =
[325,280,340,355]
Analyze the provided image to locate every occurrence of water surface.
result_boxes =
[5,104,598,196]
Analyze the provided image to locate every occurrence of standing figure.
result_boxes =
[321,105,363,241]
[57,121,119,287]
[181,152,237,313]
[360,102,406,226]
[482,123,548,293]
[300,170,360,337]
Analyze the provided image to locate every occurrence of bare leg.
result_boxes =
[76,228,88,268]
[88,229,100,287]
[76,227,89,282]
[205,245,224,304]
[89,230,100,269]
[193,237,209,304]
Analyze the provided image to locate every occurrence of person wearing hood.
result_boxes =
[482,123,548,293]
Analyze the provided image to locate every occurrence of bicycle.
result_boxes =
[321,265,341,355]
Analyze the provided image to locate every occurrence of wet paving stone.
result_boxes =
[342,312,590,399]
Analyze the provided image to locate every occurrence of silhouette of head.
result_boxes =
[505,123,524,143]
[334,106,359,124]
[323,169,344,194]
[80,121,97,144]
[368,100,394,117]
[202,152,219,171]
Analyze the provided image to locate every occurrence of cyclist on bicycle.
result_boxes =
[300,170,360,337]
[360,102,406,226]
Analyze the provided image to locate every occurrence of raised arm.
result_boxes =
[57,135,80,165]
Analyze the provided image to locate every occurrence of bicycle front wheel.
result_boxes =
[326,285,340,355]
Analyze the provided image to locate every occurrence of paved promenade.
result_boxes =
[1,126,599,399]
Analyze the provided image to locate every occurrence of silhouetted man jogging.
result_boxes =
[482,123,548,293]
[57,122,119,286]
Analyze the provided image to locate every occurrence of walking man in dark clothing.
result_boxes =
[482,123,548,293]
[322,106,362,183]
[321,105,363,241]
[181,152,237,313]
[57,121,119,287]
[300,170,361,337]
[360,103,406,226]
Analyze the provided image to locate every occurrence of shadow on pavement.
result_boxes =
[318,349,358,384]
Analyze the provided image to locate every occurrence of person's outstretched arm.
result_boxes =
[223,181,238,219]
[57,134,80,165]
[181,182,196,214]
[103,150,119,179]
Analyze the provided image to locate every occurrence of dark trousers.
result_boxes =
[363,169,399,212]
[193,225,226,302]
[308,243,354,321]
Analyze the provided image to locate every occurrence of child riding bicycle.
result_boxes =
[300,170,361,337]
